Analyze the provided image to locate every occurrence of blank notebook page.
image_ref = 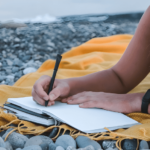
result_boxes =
[8,97,139,133]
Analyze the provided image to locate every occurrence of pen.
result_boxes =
[45,54,62,106]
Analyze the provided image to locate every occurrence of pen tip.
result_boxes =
[45,101,48,107]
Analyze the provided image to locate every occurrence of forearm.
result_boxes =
[65,68,126,96]
[65,6,150,96]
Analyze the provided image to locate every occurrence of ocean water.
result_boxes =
[0,0,149,23]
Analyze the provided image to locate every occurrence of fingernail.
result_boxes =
[43,96,48,101]
[68,100,72,103]
[50,94,55,100]
[79,104,83,107]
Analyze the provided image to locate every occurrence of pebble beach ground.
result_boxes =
[0,13,142,85]
[1,12,149,150]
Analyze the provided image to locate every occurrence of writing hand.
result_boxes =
[32,75,70,106]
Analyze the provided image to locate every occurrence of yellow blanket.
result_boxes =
[1,34,150,149]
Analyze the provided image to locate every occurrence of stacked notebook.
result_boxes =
[4,96,140,133]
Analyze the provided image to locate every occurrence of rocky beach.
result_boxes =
[0,13,142,85]
[0,12,149,150]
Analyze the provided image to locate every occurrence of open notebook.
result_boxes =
[4,97,140,133]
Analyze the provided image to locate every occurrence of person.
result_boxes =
[32,6,150,114]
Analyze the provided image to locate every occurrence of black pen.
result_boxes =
[45,54,62,106]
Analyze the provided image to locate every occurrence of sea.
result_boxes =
[0,0,149,23]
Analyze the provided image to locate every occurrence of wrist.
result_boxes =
[64,78,76,96]
[130,93,145,113]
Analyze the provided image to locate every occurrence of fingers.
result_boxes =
[61,92,89,104]
[49,84,66,101]
[79,101,96,108]
[33,75,51,101]
[32,88,46,106]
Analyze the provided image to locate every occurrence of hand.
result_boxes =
[61,91,144,114]
[32,75,71,106]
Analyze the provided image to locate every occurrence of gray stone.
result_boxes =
[15,71,23,78]
[0,148,6,150]
[122,139,137,150]
[78,145,95,150]
[66,146,76,150]
[22,55,31,62]
[76,136,102,150]
[12,67,19,73]
[14,38,20,43]
[48,143,57,150]
[23,67,37,75]
[56,146,64,150]
[5,69,12,75]
[0,76,6,82]
[16,148,22,150]
[24,134,34,139]
[0,131,6,137]
[102,141,118,150]
[55,135,76,149]
[139,140,149,150]
[104,148,114,150]
[22,145,42,150]
[2,131,28,149]
[40,142,49,150]
[47,40,55,47]
[5,141,13,150]
[0,62,2,67]
[13,58,23,67]
[49,127,58,138]
[0,137,5,147]
[5,59,13,66]
[25,135,52,147]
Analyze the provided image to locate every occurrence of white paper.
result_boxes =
[8,97,140,133]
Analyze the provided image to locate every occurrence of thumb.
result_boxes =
[49,85,62,101]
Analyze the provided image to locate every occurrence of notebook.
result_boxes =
[4,96,140,133]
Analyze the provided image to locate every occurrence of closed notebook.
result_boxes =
[4,96,140,133]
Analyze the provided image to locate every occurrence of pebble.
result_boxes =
[48,143,57,150]
[66,146,76,150]
[0,76,6,82]
[49,127,58,138]
[2,131,28,149]
[16,148,22,150]
[0,148,6,150]
[13,58,23,67]
[78,145,95,150]
[55,135,76,149]
[0,137,5,147]
[5,141,13,150]
[0,131,6,137]
[24,134,34,139]
[23,67,37,75]
[139,140,149,150]
[122,139,137,150]
[22,55,32,62]
[56,146,64,150]
[22,145,42,150]
[25,135,52,147]
[102,140,118,150]
[5,59,13,66]
[12,67,19,73]
[76,136,102,150]
[40,142,49,150]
